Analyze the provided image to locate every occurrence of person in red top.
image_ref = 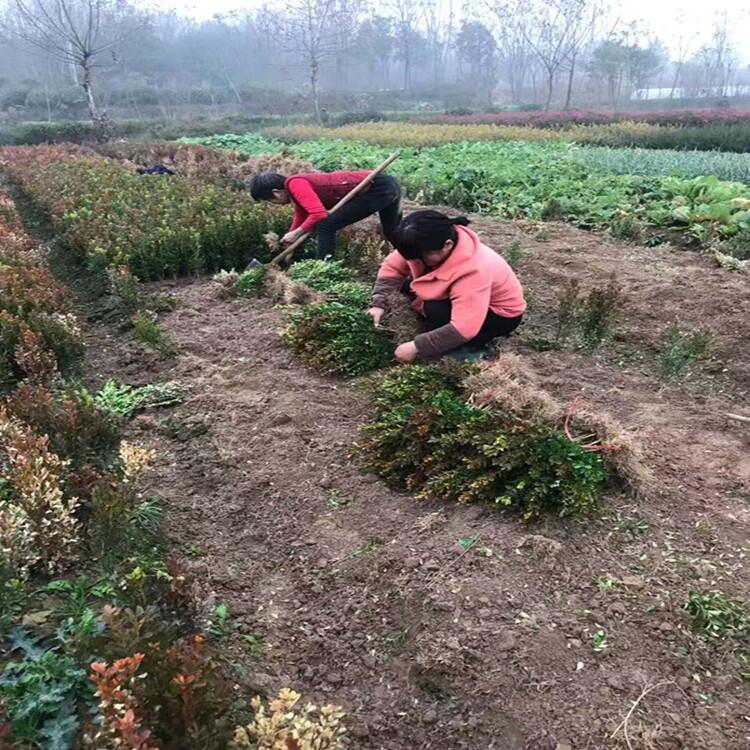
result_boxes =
[369,210,526,363]
[250,170,402,259]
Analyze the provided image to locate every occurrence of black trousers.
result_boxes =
[424,299,523,349]
[314,174,401,259]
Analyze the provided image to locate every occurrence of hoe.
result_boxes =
[248,150,401,269]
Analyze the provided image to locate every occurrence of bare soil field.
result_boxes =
[78,212,750,749]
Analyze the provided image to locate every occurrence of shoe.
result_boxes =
[446,345,489,363]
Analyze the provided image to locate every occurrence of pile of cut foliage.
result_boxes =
[357,355,647,519]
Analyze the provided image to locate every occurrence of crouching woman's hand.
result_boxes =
[367,306,385,327]
[394,340,418,364]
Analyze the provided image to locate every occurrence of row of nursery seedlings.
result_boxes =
[0,187,345,747]
[0,143,296,353]
[262,119,750,153]
[0,145,291,281]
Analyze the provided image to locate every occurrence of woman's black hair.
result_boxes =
[249,171,287,201]
[391,209,470,260]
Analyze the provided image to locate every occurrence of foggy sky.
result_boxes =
[151,0,750,65]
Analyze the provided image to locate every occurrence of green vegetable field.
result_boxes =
[189,132,750,259]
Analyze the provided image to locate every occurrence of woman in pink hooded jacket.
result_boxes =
[368,210,526,363]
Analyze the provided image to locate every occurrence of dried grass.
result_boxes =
[243,153,315,177]
[464,354,562,422]
[263,267,325,305]
[337,225,390,277]
[379,288,420,342]
[94,141,314,187]
[572,405,653,498]
[464,354,652,497]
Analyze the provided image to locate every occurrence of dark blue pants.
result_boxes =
[314,174,401,259]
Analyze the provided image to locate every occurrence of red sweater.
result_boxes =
[286,171,371,232]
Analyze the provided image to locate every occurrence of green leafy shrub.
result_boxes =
[0,146,291,280]
[685,591,750,640]
[235,267,268,295]
[288,259,370,307]
[87,485,165,572]
[609,212,644,242]
[357,365,607,519]
[284,302,394,376]
[504,239,523,269]
[132,312,175,355]
[555,279,582,346]
[658,326,712,378]
[553,276,621,349]
[288,258,353,286]
[580,275,622,349]
[316,280,370,307]
[95,380,184,418]
[213,267,268,297]
[106,265,149,315]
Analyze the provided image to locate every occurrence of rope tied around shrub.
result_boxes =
[564,396,620,453]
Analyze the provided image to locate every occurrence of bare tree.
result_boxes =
[2,0,141,126]
[521,0,594,111]
[560,0,609,109]
[282,0,350,121]
[668,20,697,100]
[389,0,420,90]
[695,12,737,95]
[419,0,449,87]
[485,0,535,104]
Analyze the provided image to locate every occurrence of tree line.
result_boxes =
[0,0,747,125]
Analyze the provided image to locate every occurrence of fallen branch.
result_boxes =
[727,413,750,424]
[610,680,674,750]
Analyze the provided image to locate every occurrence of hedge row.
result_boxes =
[264,120,750,154]
[0,116,287,147]
[0,186,235,746]
[564,122,750,153]
[424,107,750,128]
[0,145,290,280]
[0,184,341,749]
[0,191,83,390]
